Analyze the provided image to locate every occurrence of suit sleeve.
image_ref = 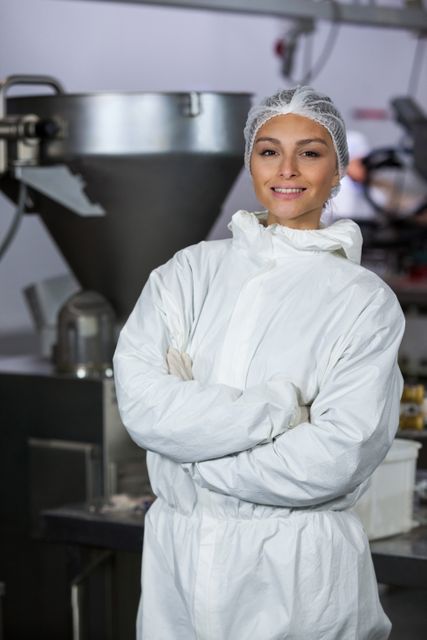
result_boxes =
[188,286,405,508]
[113,249,306,464]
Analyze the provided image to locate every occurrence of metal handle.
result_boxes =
[183,92,202,117]
[0,74,64,113]
[0,75,65,174]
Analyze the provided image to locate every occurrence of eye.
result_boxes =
[259,148,277,157]
[301,150,321,158]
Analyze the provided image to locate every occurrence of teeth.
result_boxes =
[273,188,304,193]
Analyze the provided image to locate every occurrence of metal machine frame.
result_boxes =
[62,0,427,32]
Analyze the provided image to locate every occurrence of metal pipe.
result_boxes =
[60,0,427,32]
[0,582,4,640]
[71,550,113,640]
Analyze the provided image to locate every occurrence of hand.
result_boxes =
[166,347,193,381]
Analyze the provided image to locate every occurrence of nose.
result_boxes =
[278,155,299,179]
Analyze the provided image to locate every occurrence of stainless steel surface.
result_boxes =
[41,496,427,586]
[28,438,102,534]
[56,291,116,378]
[0,359,148,498]
[2,87,251,320]
[0,361,146,637]
[64,0,427,32]
[102,377,150,497]
[41,498,427,638]
[6,91,249,156]
[71,550,113,640]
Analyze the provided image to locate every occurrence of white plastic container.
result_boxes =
[353,438,421,540]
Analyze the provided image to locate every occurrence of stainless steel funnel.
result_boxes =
[1,82,251,320]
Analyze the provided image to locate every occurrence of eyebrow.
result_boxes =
[255,136,329,147]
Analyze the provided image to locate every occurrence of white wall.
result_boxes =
[0,0,426,331]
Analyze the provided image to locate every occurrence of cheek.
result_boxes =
[251,165,265,191]
[252,180,269,207]
[251,158,272,187]
[314,165,338,193]
[251,174,271,208]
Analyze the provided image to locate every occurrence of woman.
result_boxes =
[113,87,405,640]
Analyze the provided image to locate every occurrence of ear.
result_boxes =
[332,170,340,187]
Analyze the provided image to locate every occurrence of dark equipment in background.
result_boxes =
[357,96,427,266]
[361,97,427,223]
[392,96,427,182]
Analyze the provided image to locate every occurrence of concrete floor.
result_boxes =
[379,585,427,639]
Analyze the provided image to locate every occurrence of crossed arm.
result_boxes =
[113,253,307,464]
[114,251,405,508]
[187,297,404,508]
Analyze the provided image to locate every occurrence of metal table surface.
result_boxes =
[371,522,427,589]
[41,500,148,553]
[42,499,427,589]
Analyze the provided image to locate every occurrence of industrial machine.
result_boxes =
[0,74,251,638]
[0,75,251,319]
[362,96,427,221]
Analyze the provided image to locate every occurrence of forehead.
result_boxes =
[255,113,332,145]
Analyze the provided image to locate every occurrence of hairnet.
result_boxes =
[244,86,349,184]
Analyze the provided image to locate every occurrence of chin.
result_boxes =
[268,211,321,229]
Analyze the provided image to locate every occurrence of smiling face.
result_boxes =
[250,113,340,229]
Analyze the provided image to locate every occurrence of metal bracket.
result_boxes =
[183,92,202,117]
[0,75,65,174]
[14,165,105,217]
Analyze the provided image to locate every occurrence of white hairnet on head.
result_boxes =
[244,86,349,186]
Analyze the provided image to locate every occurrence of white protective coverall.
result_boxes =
[113,210,405,640]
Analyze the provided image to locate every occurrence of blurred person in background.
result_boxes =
[331,129,376,221]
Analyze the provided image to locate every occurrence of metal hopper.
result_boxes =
[0,76,251,321]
